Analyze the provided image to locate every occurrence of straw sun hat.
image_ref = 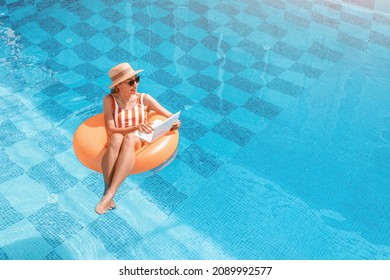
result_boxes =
[107,62,143,88]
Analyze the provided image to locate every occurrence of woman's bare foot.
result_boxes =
[95,193,114,214]
[109,199,117,210]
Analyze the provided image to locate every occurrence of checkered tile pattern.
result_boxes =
[0,0,389,259]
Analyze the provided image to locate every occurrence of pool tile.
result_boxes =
[308,41,343,62]
[199,94,237,116]
[188,1,208,15]
[287,0,313,10]
[187,46,218,69]
[212,117,256,146]
[100,7,125,23]
[157,158,207,194]
[337,31,368,50]
[201,34,231,53]
[205,9,231,25]
[84,13,113,31]
[139,174,188,215]
[114,188,169,235]
[141,50,172,69]
[149,69,183,88]
[45,251,63,260]
[36,99,72,122]
[259,22,288,39]
[196,130,241,161]
[28,203,83,248]
[178,53,210,70]
[7,4,35,22]
[228,107,270,133]
[55,49,84,69]
[66,2,94,20]
[40,59,71,74]
[290,62,325,78]
[312,11,340,29]
[72,62,105,81]
[214,3,239,17]
[243,96,284,120]
[226,75,263,94]
[285,11,311,28]
[27,158,78,194]
[86,31,116,52]
[0,248,9,260]
[55,71,85,86]
[133,11,157,28]
[73,82,106,101]
[0,173,50,216]
[32,128,71,156]
[178,143,224,178]
[0,193,24,231]
[225,46,258,67]
[41,82,69,97]
[80,173,106,197]
[160,13,188,30]
[38,37,64,57]
[0,95,29,117]
[38,16,65,35]
[155,89,194,112]
[267,78,306,97]
[183,104,224,129]
[81,171,135,201]
[373,13,390,25]
[263,0,286,9]
[188,73,219,93]
[252,60,286,77]
[271,41,304,61]
[236,38,266,59]
[88,212,142,259]
[79,0,107,13]
[169,32,199,52]
[105,45,136,63]
[72,42,103,62]
[193,16,220,32]
[5,138,49,171]
[135,28,165,48]
[17,21,50,44]
[369,31,390,48]
[184,2,208,21]
[178,114,209,142]
[219,84,251,107]
[0,120,26,147]
[341,11,372,28]
[0,219,53,260]
[70,22,98,41]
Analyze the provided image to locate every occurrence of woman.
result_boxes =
[95,62,181,214]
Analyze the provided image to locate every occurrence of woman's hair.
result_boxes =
[110,86,119,94]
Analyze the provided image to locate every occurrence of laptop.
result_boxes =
[134,111,181,143]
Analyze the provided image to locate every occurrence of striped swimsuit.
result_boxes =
[110,93,148,128]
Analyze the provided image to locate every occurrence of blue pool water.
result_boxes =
[0,0,390,260]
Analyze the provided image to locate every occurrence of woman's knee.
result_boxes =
[123,134,140,149]
[109,133,124,148]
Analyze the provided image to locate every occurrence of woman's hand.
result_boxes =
[137,123,154,134]
[170,120,181,131]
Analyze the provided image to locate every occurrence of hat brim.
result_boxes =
[108,69,143,88]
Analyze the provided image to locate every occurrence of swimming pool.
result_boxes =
[0,0,389,260]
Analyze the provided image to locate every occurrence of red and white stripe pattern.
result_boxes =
[111,93,147,128]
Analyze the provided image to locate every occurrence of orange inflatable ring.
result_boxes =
[73,112,179,174]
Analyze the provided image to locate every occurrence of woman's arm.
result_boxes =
[143,94,181,130]
[103,95,153,137]
[143,93,173,117]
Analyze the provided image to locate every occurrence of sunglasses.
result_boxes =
[127,76,140,86]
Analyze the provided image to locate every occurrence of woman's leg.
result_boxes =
[101,133,123,209]
[95,134,142,214]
